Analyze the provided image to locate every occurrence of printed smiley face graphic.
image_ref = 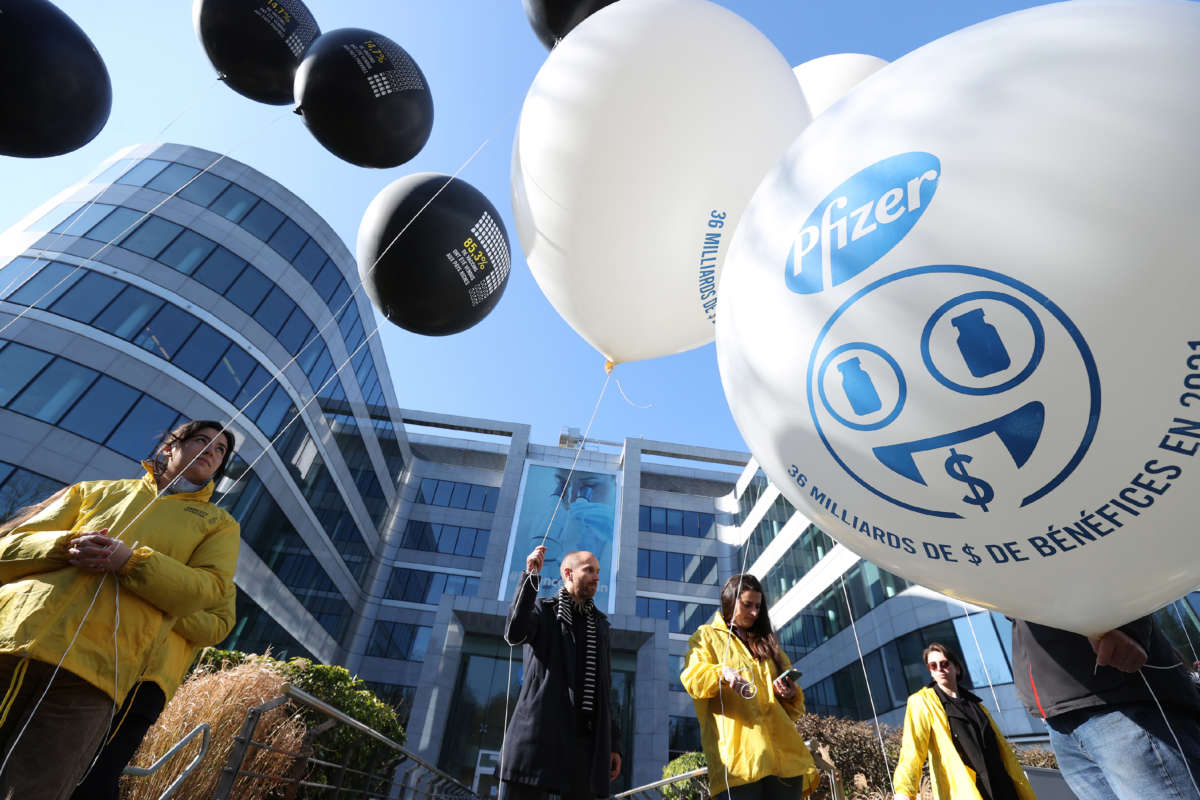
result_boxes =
[808,266,1100,518]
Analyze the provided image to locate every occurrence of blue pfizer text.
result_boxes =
[785,152,940,294]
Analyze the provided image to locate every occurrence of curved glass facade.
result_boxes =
[0,143,408,663]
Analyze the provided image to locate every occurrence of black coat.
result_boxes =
[500,572,619,797]
[1011,617,1200,719]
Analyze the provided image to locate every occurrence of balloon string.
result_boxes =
[958,603,1003,718]
[536,367,613,551]
[838,574,892,784]
[1138,669,1200,798]
[1171,600,1199,667]
[613,373,651,409]
[0,75,233,337]
[0,111,291,343]
[154,76,223,138]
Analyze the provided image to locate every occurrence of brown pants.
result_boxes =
[0,655,114,800]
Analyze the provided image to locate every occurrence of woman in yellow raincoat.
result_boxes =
[893,643,1037,800]
[682,574,819,800]
[0,419,240,800]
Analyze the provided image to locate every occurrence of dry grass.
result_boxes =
[121,657,307,800]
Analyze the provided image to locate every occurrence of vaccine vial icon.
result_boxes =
[837,356,882,416]
[951,308,1010,378]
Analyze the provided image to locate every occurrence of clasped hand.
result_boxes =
[67,530,132,573]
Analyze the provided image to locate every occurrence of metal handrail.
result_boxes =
[281,683,473,793]
[122,722,211,800]
[614,756,842,800]
[614,767,707,798]
[215,683,478,800]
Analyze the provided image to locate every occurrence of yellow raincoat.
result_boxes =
[893,686,1037,800]
[141,587,236,700]
[0,464,239,705]
[681,613,819,797]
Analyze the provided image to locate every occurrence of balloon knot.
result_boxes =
[604,359,615,374]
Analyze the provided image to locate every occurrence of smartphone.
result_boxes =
[778,667,802,683]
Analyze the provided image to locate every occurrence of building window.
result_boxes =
[668,654,686,692]
[635,597,718,635]
[0,461,64,525]
[385,567,480,604]
[366,621,432,661]
[400,520,490,558]
[638,505,714,538]
[415,478,498,512]
[668,715,702,758]
[637,549,718,585]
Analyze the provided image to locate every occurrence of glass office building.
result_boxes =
[725,459,1200,742]
[0,143,406,666]
[0,147,758,793]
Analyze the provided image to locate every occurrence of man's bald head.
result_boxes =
[561,550,600,602]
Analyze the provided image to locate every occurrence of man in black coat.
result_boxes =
[501,545,622,800]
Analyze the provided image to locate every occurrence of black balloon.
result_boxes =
[0,0,111,158]
[193,0,320,105]
[523,0,618,50]
[357,174,511,336]
[295,28,433,169]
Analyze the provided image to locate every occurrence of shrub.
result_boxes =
[193,649,405,797]
[661,751,709,800]
[122,656,305,800]
[795,713,903,799]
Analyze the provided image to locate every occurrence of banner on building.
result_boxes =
[500,463,620,613]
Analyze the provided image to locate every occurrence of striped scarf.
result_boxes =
[557,586,598,719]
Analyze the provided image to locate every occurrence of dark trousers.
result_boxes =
[72,681,167,800]
[715,775,807,800]
[500,733,599,800]
[0,654,113,800]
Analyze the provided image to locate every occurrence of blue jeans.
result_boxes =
[1047,704,1200,800]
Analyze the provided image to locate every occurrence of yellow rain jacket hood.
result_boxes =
[893,686,1037,800]
[0,464,239,705]
[681,613,818,797]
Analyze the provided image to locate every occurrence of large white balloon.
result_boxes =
[792,53,888,119]
[717,0,1200,636]
[511,0,809,364]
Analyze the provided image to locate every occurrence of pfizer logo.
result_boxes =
[807,265,1100,518]
[785,152,940,294]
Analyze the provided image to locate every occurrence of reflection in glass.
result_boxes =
[105,394,179,461]
[50,271,122,323]
[121,216,183,258]
[94,286,164,340]
[8,261,82,309]
[58,376,140,442]
[0,343,53,406]
[10,359,97,424]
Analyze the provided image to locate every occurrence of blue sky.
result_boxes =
[0,0,1056,454]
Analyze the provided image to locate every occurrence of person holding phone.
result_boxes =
[893,643,1036,800]
[681,574,819,799]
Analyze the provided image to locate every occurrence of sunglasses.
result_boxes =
[927,660,953,671]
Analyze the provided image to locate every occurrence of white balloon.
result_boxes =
[717,0,1200,636]
[793,53,888,119]
[511,0,809,364]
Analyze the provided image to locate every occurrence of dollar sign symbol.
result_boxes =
[944,447,994,512]
[962,543,982,566]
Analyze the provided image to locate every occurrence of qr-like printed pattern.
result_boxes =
[283,0,318,55]
[466,211,510,307]
[471,212,510,277]
[373,40,426,93]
